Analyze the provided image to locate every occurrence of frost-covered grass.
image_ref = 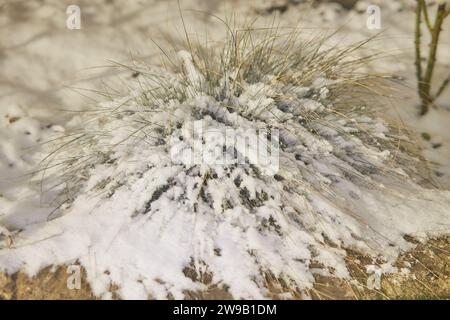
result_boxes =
[0,25,449,299]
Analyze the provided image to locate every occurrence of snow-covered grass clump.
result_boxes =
[1,28,449,299]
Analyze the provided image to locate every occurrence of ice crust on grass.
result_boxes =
[0,34,449,299]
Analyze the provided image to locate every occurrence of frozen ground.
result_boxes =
[0,0,449,299]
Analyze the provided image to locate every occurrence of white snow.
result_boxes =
[0,0,449,299]
[1,49,449,299]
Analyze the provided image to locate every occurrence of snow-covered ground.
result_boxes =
[0,0,449,299]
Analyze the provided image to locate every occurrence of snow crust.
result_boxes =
[1,52,449,299]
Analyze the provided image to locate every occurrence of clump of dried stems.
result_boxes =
[37,20,418,214]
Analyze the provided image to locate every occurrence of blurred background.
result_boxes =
[0,0,449,187]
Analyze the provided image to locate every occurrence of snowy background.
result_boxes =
[0,0,449,299]
[1,0,449,191]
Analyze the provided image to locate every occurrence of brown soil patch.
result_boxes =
[309,237,450,300]
[0,265,95,299]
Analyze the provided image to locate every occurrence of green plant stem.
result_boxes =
[415,0,425,112]
[435,74,450,99]
[415,1,449,115]
[421,0,433,31]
